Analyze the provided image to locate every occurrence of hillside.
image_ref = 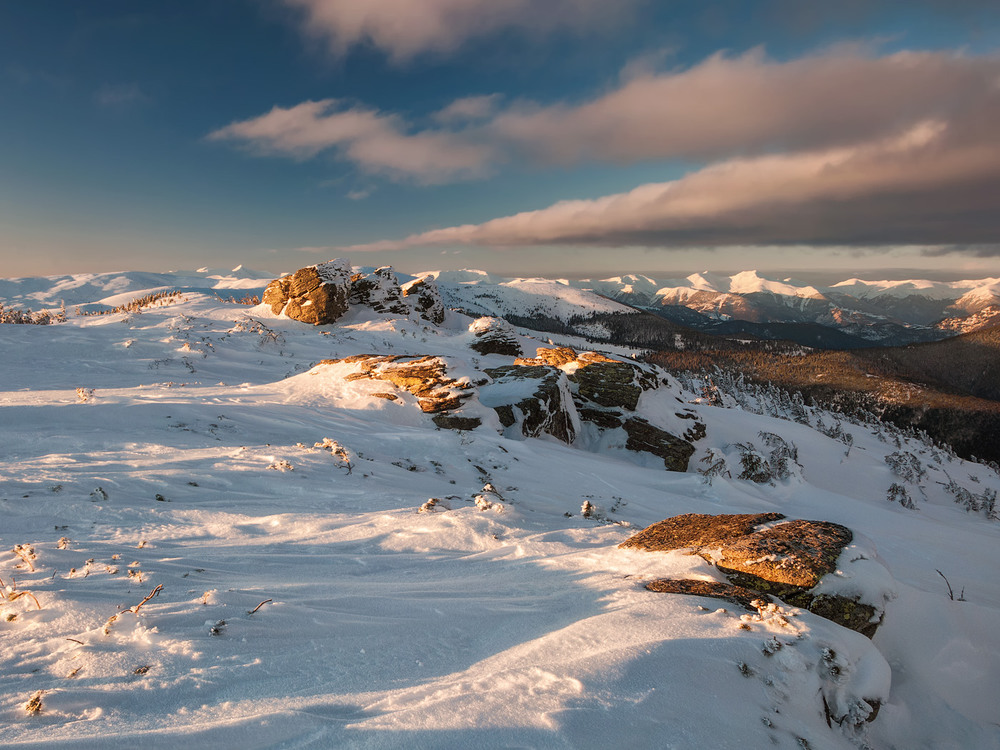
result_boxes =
[1,264,999,749]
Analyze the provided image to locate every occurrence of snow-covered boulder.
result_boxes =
[402,275,446,325]
[620,513,895,637]
[263,259,351,325]
[324,354,483,430]
[348,267,409,316]
[468,316,522,356]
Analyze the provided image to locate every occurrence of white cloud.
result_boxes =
[207,99,495,183]
[95,83,150,107]
[210,48,1000,185]
[282,0,632,61]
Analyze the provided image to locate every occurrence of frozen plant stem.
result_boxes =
[104,584,162,635]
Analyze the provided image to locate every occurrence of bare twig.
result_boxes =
[936,569,955,600]
[104,584,162,635]
[132,584,163,613]
[247,599,272,616]
[65,638,84,645]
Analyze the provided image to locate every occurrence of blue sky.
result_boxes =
[2,1,999,278]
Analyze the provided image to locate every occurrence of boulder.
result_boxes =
[469,317,522,356]
[620,513,890,637]
[263,259,352,325]
[348,267,409,316]
[715,519,853,592]
[619,512,785,552]
[622,417,696,472]
[402,276,446,325]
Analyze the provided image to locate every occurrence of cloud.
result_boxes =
[95,83,150,107]
[432,94,502,124]
[207,99,496,183]
[342,116,1000,251]
[281,0,632,61]
[210,47,1000,184]
[487,48,1000,165]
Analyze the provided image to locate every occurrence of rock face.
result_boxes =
[482,364,575,444]
[325,354,481,429]
[401,276,446,325]
[263,259,352,325]
[469,317,522,356]
[621,513,888,637]
[623,417,697,472]
[348,267,409,316]
[572,359,645,410]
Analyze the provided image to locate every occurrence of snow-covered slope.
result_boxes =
[1,269,999,749]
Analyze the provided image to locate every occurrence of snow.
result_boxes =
[1,270,999,748]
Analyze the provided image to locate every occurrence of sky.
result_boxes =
[1,0,999,280]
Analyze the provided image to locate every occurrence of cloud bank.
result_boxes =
[211,45,1000,249]
[344,117,1000,251]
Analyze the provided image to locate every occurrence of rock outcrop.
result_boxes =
[621,513,890,637]
[325,354,481,429]
[402,276,446,325]
[263,259,352,325]
[493,345,697,470]
[469,317,522,356]
[348,267,409,316]
[482,364,575,444]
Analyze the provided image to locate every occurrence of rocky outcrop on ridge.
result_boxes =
[263,259,352,325]
[348,267,409,316]
[621,513,890,637]
[402,276,446,325]
[265,261,446,325]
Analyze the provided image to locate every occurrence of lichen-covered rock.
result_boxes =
[645,579,772,611]
[619,512,785,552]
[264,259,351,325]
[808,595,881,639]
[401,276,446,325]
[525,346,579,367]
[715,519,853,591]
[469,317,522,356]
[482,364,576,444]
[622,417,696,472]
[349,267,409,316]
[572,360,644,410]
[621,513,890,637]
